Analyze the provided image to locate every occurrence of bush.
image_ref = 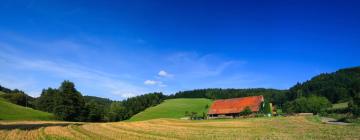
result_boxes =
[349,92,360,117]
[283,96,332,114]
[239,106,252,116]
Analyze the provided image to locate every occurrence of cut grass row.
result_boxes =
[1,116,360,140]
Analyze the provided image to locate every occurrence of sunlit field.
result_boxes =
[129,98,212,121]
[1,116,360,140]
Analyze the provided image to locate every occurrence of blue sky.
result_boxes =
[0,0,359,100]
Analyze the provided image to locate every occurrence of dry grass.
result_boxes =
[1,116,360,140]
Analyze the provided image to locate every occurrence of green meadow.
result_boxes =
[0,97,54,121]
[129,98,213,121]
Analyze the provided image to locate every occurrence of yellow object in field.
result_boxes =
[270,103,273,115]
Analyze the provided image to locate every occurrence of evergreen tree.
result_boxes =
[53,80,85,121]
[36,88,58,112]
[86,100,103,121]
[107,102,125,121]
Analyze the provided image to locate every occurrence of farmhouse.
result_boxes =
[207,95,265,118]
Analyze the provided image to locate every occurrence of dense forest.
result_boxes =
[285,67,360,117]
[287,67,360,103]
[1,66,360,121]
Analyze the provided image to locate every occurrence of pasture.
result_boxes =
[1,116,360,140]
[129,98,212,121]
[0,98,54,121]
[331,102,349,110]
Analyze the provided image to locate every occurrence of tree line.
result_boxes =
[165,67,360,116]
[33,81,166,122]
[1,66,360,121]
[0,85,35,108]
[1,81,166,122]
[285,67,360,116]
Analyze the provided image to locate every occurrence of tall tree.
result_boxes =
[53,80,85,121]
[86,100,104,122]
[107,101,125,121]
[36,88,58,112]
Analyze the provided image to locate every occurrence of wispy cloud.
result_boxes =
[167,52,245,78]
[144,80,158,85]
[144,79,167,87]
[0,33,253,99]
[0,47,146,99]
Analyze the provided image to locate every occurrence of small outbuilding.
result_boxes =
[207,95,265,119]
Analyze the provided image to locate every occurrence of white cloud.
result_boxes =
[144,70,172,87]
[144,80,158,85]
[158,70,173,77]
[158,70,167,76]
[144,80,167,88]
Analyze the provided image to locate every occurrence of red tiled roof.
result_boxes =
[208,96,264,115]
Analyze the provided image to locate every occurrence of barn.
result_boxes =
[207,95,265,118]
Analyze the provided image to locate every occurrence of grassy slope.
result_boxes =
[129,98,213,121]
[0,97,54,121]
[331,102,348,109]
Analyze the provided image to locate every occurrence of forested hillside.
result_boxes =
[0,85,35,108]
[284,66,360,117]
[287,66,360,103]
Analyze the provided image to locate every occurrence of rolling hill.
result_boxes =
[0,97,54,121]
[129,98,213,121]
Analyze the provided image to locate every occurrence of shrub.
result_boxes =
[349,92,360,117]
[283,96,332,114]
[240,106,252,116]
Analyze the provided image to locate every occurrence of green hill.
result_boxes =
[288,66,360,103]
[129,98,213,121]
[0,97,54,120]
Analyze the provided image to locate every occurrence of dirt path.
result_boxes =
[320,117,351,125]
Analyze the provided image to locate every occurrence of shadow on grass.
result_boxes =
[0,123,82,130]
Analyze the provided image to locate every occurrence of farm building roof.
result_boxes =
[208,96,264,115]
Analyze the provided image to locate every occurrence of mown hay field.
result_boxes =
[1,116,360,140]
